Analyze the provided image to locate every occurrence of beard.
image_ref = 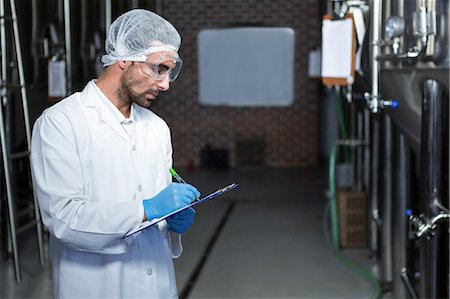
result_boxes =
[116,65,155,108]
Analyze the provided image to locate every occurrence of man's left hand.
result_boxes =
[167,207,196,234]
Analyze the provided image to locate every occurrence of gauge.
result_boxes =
[385,16,405,39]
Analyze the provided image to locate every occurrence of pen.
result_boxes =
[169,168,201,202]
[169,168,187,184]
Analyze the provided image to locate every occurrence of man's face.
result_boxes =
[117,52,178,108]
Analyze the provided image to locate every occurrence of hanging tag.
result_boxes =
[350,8,366,72]
[48,60,67,99]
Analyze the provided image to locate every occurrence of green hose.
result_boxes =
[328,142,382,299]
[334,88,351,163]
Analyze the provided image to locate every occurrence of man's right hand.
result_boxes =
[143,183,200,221]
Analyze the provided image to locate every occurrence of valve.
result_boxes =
[406,209,450,240]
[362,92,399,113]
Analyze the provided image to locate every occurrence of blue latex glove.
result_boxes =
[167,207,196,234]
[143,183,200,220]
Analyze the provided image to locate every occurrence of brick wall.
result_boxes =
[150,0,321,168]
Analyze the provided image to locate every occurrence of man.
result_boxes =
[30,9,200,298]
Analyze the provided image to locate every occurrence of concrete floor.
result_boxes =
[1,167,386,299]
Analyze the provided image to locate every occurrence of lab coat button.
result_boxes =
[146,268,153,276]
[132,145,136,151]
[138,185,143,192]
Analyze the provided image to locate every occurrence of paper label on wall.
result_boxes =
[48,60,67,97]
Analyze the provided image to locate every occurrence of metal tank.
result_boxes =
[368,0,448,298]
[377,1,449,298]
[326,0,448,298]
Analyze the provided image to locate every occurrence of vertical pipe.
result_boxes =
[350,102,356,188]
[9,0,45,266]
[398,0,404,17]
[31,0,40,82]
[371,0,381,113]
[356,110,363,191]
[381,114,393,284]
[63,0,71,94]
[9,0,30,148]
[426,0,436,56]
[105,0,111,38]
[363,109,372,249]
[80,0,87,73]
[368,0,383,255]
[363,111,370,192]
[398,0,405,53]
[392,133,408,298]
[419,79,442,298]
[0,0,21,282]
[370,115,380,254]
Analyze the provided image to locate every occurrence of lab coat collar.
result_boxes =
[82,80,149,145]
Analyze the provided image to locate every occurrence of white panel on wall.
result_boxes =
[198,27,295,107]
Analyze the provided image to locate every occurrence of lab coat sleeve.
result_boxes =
[31,109,141,254]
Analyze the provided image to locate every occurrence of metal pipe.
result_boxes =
[401,268,419,299]
[398,0,405,52]
[392,133,408,298]
[16,219,38,234]
[105,0,111,37]
[430,212,450,224]
[381,114,393,284]
[63,0,72,94]
[419,79,442,298]
[376,37,428,61]
[363,111,370,190]
[363,109,373,249]
[0,95,21,282]
[0,0,21,282]
[370,115,380,253]
[31,0,40,82]
[350,103,356,188]
[10,0,45,266]
[356,110,363,191]
[80,0,87,63]
[337,139,369,147]
[371,0,381,113]
[10,0,30,149]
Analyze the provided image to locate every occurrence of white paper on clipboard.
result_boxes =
[125,183,238,237]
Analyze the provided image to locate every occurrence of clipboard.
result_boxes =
[125,183,238,237]
[321,13,356,86]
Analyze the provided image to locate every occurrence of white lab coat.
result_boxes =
[31,80,182,299]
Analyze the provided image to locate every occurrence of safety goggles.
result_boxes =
[137,55,183,83]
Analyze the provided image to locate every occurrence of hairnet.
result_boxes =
[101,9,181,67]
